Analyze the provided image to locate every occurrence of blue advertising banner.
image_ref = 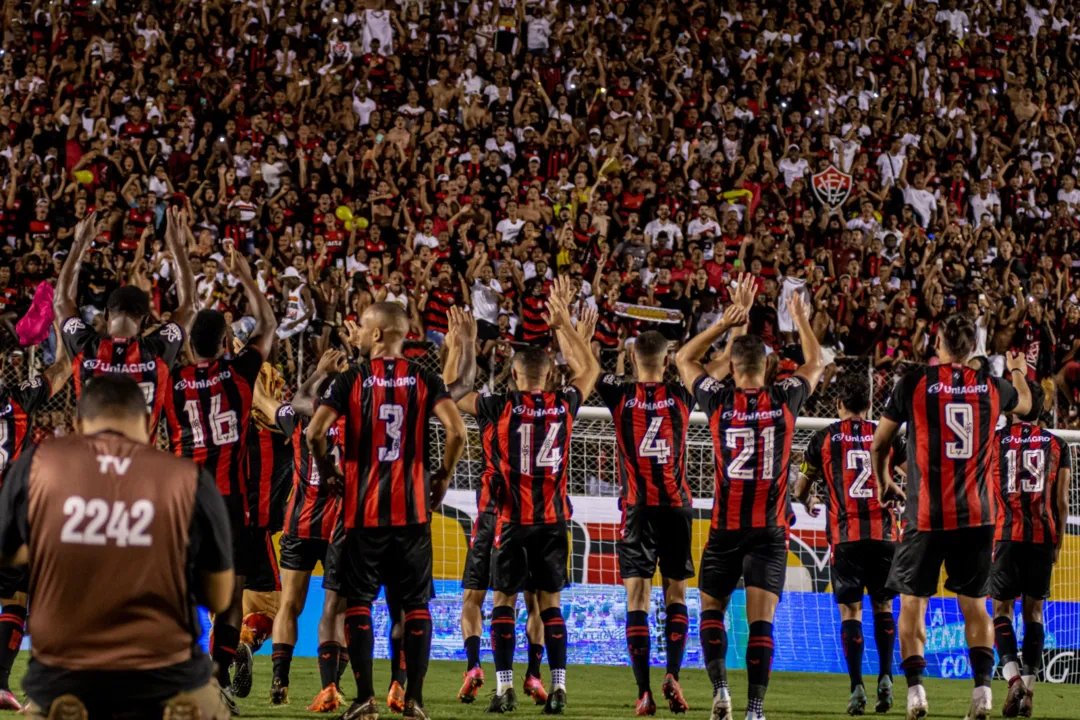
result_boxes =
[196,580,1080,683]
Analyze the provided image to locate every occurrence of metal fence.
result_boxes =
[5,330,1061,438]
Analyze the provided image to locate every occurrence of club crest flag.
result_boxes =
[811,165,853,210]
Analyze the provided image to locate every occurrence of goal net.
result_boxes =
[410,408,1080,684]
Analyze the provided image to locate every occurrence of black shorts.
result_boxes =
[462,513,497,591]
[618,506,694,581]
[887,525,994,598]
[991,541,1056,601]
[279,534,330,574]
[490,522,568,595]
[244,529,281,593]
[0,567,28,599]
[339,525,432,607]
[699,527,788,600]
[225,495,253,578]
[477,320,500,342]
[831,540,897,606]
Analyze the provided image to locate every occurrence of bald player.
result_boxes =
[0,375,233,719]
[54,208,196,434]
[308,301,466,720]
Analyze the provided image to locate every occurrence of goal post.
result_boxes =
[420,408,1080,684]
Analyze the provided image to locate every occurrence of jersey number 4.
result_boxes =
[638,417,671,464]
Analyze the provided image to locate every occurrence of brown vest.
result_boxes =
[26,432,200,670]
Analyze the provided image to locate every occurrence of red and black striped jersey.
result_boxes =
[244,420,294,531]
[0,376,51,478]
[61,315,185,434]
[694,375,811,531]
[475,412,502,515]
[803,418,894,545]
[883,364,1019,532]
[163,347,264,499]
[520,295,550,342]
[996,422,1069,545]
[320,357,451,529]
[596,374,693,508]
[477,388,583,526]
[276,404,343,540]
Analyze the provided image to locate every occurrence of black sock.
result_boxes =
[665,603,688,680]
[873,612,895,680]
[0,606,25,691]
[344,602,374,700]
[271,643,294,688]
[626,610,651,696]
[901,655,926,688]
[841,620,865,691]
[699,610,727,697]
[403,606,433,706]
[526,643,544,680]
[746,620,774,712]
[541,608,567,687]
[389,630,406,686]
[212,621,239,689]
[970,646,994,688]
[337,648,349,686]
[491,606,516,675]
[994,616,1020,669]
[318,641,341,689]
[1022,622,1045,677]
[465,635,482,671]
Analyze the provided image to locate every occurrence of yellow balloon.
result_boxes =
[356,217,369,230]
[335,205,353,222]
[344,219,354,232]
[73,170,93,184]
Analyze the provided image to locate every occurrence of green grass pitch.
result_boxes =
[15,657,1080,719]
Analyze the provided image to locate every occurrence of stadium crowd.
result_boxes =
[2,0,1080,420]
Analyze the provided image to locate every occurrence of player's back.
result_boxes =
[596,374,693,508]
[478,388,583,525]
[19,432,204,670]
[244,418,294,532]
[276,404,344,540]
[694,375,811,531]
[996,422,1068,544]
[325,356,449,529]
[61,316,185,431]
[474,405,504,515]
[807,418,894,544]
[882,363,1018,531]
[0,377,51,475]
[164,347,263,497]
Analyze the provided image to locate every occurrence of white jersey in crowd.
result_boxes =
[362,10,393,53]
[384,287,409,309]
[778,276,809,333]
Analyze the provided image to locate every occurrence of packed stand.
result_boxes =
[4,0,1080,422]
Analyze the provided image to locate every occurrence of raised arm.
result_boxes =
[675,273,754,391]
[546,276,600,397]
[443,306,478,402]
[224,245,277,359]
[431,397,466,511]
[293,349,347,417]
[53,211,97,322]
[790,291,825,392]
[165,207,197,333]
[1005,350,1033,418]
